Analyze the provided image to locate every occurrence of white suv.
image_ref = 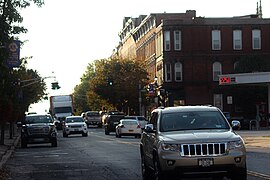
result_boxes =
[63,116,88,137]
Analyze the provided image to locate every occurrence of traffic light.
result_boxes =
[51,82,61,90]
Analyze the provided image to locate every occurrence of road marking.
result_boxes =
[248,170,270,179]
[89,133,140,147]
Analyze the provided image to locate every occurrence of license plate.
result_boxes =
[33,138,45,142]
[128,130,134,132]
[74,129,79,131]
[198,158,213,167]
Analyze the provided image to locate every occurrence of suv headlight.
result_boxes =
[229,140,244,150]
[161,143,180,151]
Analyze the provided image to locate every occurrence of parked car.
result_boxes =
[104,112,125,135]
[140,106,246,180]
[84,111,102,128]
[124,115,148,129]
[115,119,142,138]
[20,114,57,148]
[63,116,88,137]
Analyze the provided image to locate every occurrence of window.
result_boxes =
[212,30,221,50]
[233,30,242,50]
[165,63,172,82]
[252,29,261,50]
[214,94,223,111]
[164,31,170,51]
[213,62,222,81]
[174,31,181,50]
[175,62,182,82]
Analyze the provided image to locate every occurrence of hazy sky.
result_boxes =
[20,0,270,113]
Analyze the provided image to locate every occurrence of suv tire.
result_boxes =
[229,165,247,180]
[153,155,165,180]
[21,139,27,148]
[141,153,152,180]
[51,140,57,147]
[105,127,109,135]
[82,132,88,137]
[63,132,68,137]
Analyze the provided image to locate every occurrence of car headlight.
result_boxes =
[161,143,180,151]
[229,140,244,150]
[83,124,87,127]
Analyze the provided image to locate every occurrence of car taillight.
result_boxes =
[137,124,141,128]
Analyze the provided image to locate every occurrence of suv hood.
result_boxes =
[160,130,241,143]
[65,122,85,126]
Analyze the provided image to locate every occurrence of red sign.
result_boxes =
[219,76,231,85]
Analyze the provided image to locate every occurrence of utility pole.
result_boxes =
[139,83,142,116]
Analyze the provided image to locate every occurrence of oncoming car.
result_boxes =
[140,106,246,180]
[20,114,57,148]
[115,119,142,138]
[63,116,88,137]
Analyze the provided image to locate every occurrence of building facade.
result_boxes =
[116,9,270,122]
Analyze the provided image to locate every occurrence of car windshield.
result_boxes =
[66,117,84,123]
[25,115,53,124]
[160,111,230,132]
[137,117,147,121]
[86,112,100,117]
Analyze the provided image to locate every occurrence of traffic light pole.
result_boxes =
[20,76,56,88]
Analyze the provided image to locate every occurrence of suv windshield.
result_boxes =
[160,111,230,132]
[86,112,100,117]
[25,115,53,124]
[66,117,84,123]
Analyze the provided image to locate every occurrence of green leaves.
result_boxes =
[73,58,148,114]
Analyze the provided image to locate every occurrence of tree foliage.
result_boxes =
[73,58,148,115]
[0,0,45,144]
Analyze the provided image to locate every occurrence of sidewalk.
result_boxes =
[0,125,20,170]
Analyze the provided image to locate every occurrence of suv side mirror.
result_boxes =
[144,124,154,133]
[231,120,241,130]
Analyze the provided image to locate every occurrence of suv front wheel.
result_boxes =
[153,155,166,180]
[229,164,247,180]
[141,152,152,180]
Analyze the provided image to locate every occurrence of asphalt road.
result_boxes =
[4,128,270,180]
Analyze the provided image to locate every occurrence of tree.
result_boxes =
[0,0,45,144]
[90,58,148,114]
[73,61,113,114]
[73,58,148,115]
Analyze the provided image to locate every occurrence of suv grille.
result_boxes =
[28,127,49,135]
[180,143,227,157]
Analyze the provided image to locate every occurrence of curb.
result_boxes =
[0,134,20,169]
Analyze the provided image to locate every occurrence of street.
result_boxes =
[4,128,270,180]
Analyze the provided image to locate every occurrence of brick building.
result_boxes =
[115,8,270,120]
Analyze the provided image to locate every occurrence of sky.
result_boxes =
[20,0,270,113]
